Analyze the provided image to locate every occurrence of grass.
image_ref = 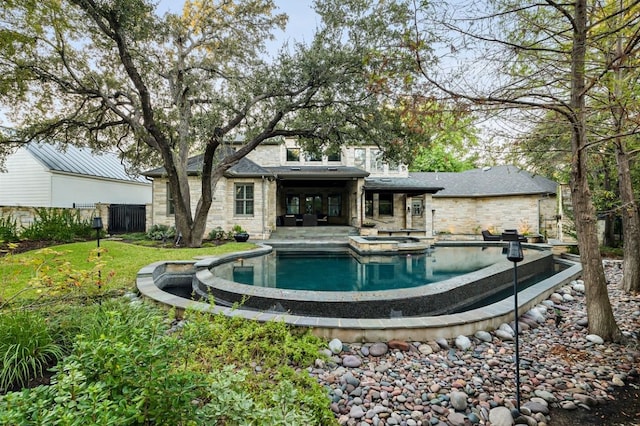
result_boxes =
[0,240,256,303]
[0,239,338,425]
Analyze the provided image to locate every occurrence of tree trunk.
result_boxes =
[570,0,621,341]
[616,144,640,293]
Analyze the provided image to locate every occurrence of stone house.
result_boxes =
[144,138,561,240]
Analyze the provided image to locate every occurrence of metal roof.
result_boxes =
[410,165,557,197]
[26,143,148,183]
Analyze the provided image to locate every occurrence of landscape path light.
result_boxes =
[506,240,524,413]
[92,217,103,288]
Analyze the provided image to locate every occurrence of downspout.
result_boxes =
[262,176,266,239]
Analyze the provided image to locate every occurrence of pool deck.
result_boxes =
[136,239,582,342]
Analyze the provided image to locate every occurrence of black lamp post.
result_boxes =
[92,217,103,287]
[506,240,524,412]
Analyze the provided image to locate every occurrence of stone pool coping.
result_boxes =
[136,242,582,342]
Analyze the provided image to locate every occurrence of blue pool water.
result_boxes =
[210,246,520,292]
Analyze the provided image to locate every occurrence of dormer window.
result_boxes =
[286,148,300,162]
[304,151,322,162]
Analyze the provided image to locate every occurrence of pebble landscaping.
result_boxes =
[306,260,640,426]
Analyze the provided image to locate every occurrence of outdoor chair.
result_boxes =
[501,229,527,242]
[481,230,501,241]
[283,215,297,226]
[302,214,318,226]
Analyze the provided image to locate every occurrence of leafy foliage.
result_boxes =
[145,224,176,241]
[0,310,64,393]
[0,299,336,425]
[20,208,94,242]
[0,216,19,243]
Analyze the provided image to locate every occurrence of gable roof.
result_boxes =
[410,165,557,197]
[26,142,148,183]
[143,153,273,178]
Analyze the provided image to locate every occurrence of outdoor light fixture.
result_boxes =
[506,240,524,413]
[92,217,104,288]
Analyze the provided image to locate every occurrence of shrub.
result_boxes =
[207,226,226,240]
[0,300,337,425]
[21,208,93,242]
[0,216,19,243]
[0,310,64,392]
[146,224,176,241]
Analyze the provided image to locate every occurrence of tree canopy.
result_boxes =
[0,0,438,246]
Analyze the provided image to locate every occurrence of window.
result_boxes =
[304,151,322,162]
[305,195,323,214]
[235,184,254,216]
[286,195,300,214]
[286,148,300,162]
[412,199,422,216]
[379,193,393,216]
[370,149,384,172]
[327,148,341,162]
[166,183,175,215]
[328,194,341,217]
[354,148,366,168]
[364,192,373,217]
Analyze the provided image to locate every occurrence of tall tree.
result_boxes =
[411,0,640,340]
[0,0,429,246]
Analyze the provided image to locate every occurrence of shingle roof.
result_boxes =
[143,153,273,178]
[410,165,557,197]
[363,176,443,195]
[265,166,369,180]
[26,143,148,183]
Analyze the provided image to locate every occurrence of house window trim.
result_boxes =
[235,183,255,217]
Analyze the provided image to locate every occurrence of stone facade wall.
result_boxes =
[150,176,276,240]
[431,195,558,238]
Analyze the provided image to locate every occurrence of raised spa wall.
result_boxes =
[136,242,582,342]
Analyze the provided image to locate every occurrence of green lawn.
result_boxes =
[0,240,256,302]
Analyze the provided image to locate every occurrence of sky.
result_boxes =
[157,0,319,53]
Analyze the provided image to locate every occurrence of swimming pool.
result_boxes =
[193,243,557,318]
[136,241,582,341]
[208,246,522,292]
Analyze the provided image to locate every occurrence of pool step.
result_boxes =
[269,225,357,241]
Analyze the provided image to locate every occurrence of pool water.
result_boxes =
[211,246,517,292]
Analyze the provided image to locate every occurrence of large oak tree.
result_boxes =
[0,0,431,246]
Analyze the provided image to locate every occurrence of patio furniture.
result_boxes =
[302,214,318,226]
[481,230,501,241]
[501,229,527,242]
[283,215,297,226]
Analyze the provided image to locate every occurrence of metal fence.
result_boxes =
[108,204,146,234]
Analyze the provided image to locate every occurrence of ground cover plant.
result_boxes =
[0,238,337,425]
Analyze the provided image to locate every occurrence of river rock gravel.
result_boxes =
[307,260,640,425]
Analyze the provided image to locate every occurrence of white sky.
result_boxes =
[157,0,319,52]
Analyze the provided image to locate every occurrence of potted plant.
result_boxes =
[232,224,249,242]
